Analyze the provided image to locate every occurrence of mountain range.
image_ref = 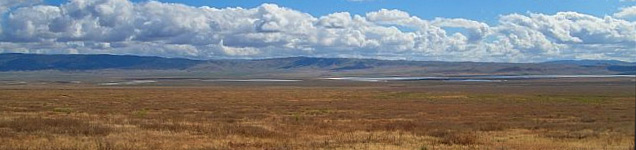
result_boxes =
[0,53,634,76]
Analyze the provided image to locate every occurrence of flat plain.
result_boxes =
[0,78,634,150]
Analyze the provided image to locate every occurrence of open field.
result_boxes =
[0,78,634,150]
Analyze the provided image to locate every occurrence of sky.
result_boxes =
[0,0,635,62]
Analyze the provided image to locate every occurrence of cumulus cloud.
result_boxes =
[0,0,635,62]
[431,18,490,42]
[0,0,40,13]
[614,6,636,19]
[0,0,42,37]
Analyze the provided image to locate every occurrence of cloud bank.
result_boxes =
[0,0,634,62]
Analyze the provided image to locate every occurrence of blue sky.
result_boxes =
[1,0,635,62]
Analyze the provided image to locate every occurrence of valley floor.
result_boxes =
[0,78,634,150]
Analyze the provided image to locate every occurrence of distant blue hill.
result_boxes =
[543,60,635,66]
[0,53,201,71]
[0,53,634,75]
[543,60,636,74]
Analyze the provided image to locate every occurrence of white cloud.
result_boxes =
[614,5,636,19]
[317,12,353,28]
[0,0,42,37]
[0,0,635,62]
[0,0,40,13]
[431,18,490,42]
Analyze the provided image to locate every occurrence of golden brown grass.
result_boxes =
[0,80,634,150]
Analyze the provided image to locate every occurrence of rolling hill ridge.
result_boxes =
[0,53,634,76]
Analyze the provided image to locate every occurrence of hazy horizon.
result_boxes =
[3,52,636,63]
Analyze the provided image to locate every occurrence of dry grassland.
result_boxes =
[0,80,634,150]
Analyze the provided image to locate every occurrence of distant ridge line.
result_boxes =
[0,53,634,75]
